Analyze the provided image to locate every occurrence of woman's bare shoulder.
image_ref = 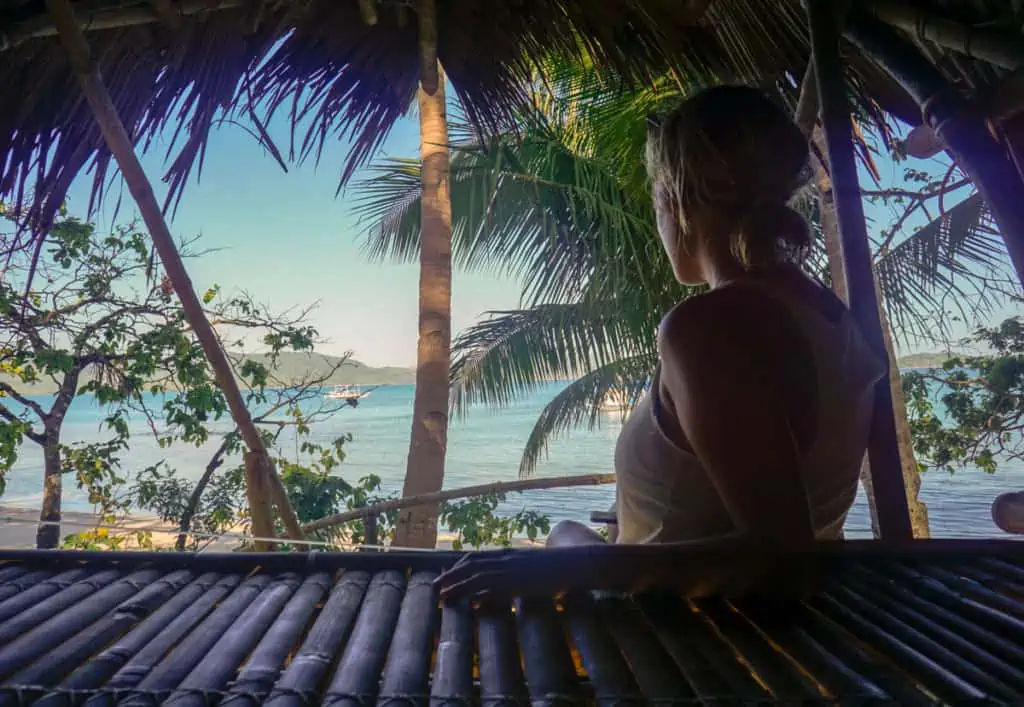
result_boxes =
[658,286,804,359]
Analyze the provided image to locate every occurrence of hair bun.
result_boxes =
[734,204,812,268]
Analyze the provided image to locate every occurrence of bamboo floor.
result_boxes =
[0,542,1020,705]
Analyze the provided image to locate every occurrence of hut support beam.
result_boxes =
[867,0,1024,71]
[4,0,243,50]
[844,9,1024,289]
[45,0,303,549]
[807,0,913,542]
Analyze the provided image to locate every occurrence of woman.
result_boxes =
[437,85,886,599]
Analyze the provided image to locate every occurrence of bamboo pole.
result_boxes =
[45,0,302,546]
[807,0,914,542]
[302,472,617,535]
[867,0,1024,71]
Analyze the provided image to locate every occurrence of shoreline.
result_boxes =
[0,506,544,551]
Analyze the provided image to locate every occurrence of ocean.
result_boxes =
[3,381,1020,539]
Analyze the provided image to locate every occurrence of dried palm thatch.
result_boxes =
[0,1,1020,241]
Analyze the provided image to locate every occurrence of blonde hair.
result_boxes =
[645,85,812,269]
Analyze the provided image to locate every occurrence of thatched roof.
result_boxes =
[0,0,1019,232]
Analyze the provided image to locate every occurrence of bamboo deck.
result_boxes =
[0,542,1021,704]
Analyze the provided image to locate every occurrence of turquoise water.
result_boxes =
[3,381,1021,539]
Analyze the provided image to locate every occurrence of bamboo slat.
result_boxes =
[639,593,771,703]
[0,545,1017,703]
[980,557,1024,585]
[165,573,302,707]
[741,607,890,704]
[854,562,1024,668]
[0,569,121,644]
[514,596,581,706]
[826,580,1019,700]
[117,574,273,705]
[323,570,407,706]
[0,568,164,682]
[598,594,694,701]
[0,569,194,701]
[430,598,475,707]
[882,562,1024,642]
[0,565,28,585]
[221,572,332,706]
[811,590,989,704]
[41,571,225,703]
[0,570,54,604]
[476,602,527,707]
[265,570,371,706]
[696,600,820,701]
[0,568,90,622]
[561,592,644,706]
[378,571,440,706]
[843,570,1024,694]
[793,601,938,706]
[918,564,1024,620]
[74,573,240,707]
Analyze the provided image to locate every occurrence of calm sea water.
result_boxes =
[4,381,1021,539]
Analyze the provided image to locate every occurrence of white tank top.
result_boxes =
[613,283,886,544]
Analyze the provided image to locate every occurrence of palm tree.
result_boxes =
[391,63,453,549]
[354,63,1011,535]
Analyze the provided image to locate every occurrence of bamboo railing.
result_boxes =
[0,543,1022,703]
[305,472,616,546]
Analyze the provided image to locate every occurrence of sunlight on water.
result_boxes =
[4,380,1020,538]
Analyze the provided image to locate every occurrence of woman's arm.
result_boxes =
[657,287,819,550]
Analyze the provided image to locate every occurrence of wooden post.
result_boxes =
[807,0,913,542]
[364,514,379,548]
[45,0,305,547]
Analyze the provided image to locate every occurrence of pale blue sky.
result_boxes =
[64,103,522,368]
[61,99,1017,367]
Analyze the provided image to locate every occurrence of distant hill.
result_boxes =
[0,352,414,395]
[897,352,951,370]
[243,352,415,387]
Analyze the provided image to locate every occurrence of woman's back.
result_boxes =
[615,273,886,544]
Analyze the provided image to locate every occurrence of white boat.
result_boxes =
[325,385,370,401]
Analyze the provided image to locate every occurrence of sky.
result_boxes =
[63,100,522,369]
[59,93,1019,368]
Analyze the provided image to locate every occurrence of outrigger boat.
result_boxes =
[325,384,370,402]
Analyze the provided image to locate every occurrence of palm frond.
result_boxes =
[518,353,658,478]
[874,193,1011,348]
[354,115,661,308]
[450,302,656,418]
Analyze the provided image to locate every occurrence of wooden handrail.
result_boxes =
[302,473,616,534]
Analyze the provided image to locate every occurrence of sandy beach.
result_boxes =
[0,506,542,552]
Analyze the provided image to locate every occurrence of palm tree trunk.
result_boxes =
[46,0,299,547]
[811,128,930,538]
[393,34,452,547]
